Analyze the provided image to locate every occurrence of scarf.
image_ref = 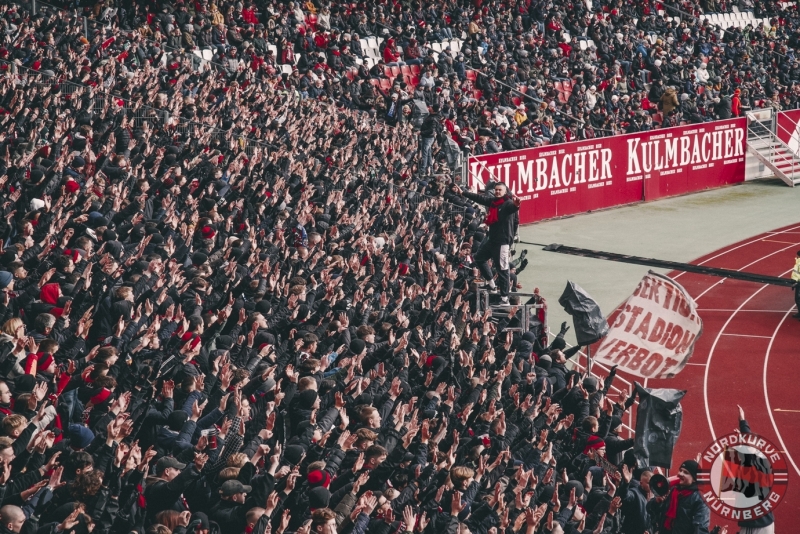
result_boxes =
[484,197,506,226]
[665,480,697,530]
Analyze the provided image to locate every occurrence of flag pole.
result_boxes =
[587,345,593,376]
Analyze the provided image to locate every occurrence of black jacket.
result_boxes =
[619,479,650,534]
[461,192,519,246]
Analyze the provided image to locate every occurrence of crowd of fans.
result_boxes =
[1,0,795,151]
[0,0,787,533]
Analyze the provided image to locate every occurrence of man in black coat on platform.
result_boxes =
[450,181,520,304]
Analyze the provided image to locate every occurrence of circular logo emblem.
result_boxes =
[698,432,789,522]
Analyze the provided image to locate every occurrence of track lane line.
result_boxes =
[763,307,800,477]
[702,264,795,440]
[673,223,800,281]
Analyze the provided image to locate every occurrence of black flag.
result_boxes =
[558,281,609,346]
[633,382,686,468]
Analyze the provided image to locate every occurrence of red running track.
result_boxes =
[595,222,800,531]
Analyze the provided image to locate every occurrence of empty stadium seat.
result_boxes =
[410,64,421,76]
[473,90,483,100]
[466,70,478,81]
[400,65,411,76]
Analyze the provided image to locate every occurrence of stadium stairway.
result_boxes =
[746,116,800,187]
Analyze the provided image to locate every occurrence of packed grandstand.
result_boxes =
[0,0,792,533]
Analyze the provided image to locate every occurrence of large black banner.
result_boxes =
[633,382,685,468]
[558,281,609,346]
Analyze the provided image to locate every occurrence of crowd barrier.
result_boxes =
[469,118,748,225]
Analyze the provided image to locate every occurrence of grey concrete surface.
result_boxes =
[515,179,800,346]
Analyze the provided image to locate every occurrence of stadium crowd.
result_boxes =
[0,0,784,533]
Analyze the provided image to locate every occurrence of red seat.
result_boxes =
[518,85,527,95]
[466,70,478,82]
[554,81,564,92]
[384,66,394,78]
[562,79,573,91]
[511,96,522,107]
[473,89,483,100]
[400,65,412,76]
[380,79,392,92]
[409,75,419,87]
[410,64,421,76]
[697,85,705,95]
[390,66,401,78]
[653,112,663,124]
[345,69,356,81]
[558,91,569,104]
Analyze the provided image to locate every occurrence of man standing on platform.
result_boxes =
[451,182,520,304]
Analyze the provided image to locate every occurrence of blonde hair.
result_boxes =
[0,318,23,338]
[227,453,248,468]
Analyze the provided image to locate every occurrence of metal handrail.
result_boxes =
[747,121,799,180]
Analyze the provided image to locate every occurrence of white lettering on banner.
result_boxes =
[594,272,703,379]
[468,122,746,196]
[625,128,744,176]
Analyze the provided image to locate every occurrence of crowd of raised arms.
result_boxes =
[0,0,786,533]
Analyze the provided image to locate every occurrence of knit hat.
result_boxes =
[308,487,331,510]
[283,444,305,465]
[297,389,318,410]
[67,424,95,449]
[307,469,331,488]
[0,271,13,289]
[350,339,366,355]
[583,376,598,393]
[167,410,189,431]
[680,459,699,482]
[583,435,606,455]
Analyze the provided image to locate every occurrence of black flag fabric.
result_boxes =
[558,281,609,346]
[633,382,686,468]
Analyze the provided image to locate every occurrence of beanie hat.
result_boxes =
[192,252,208,266]
[283,444,305,465]
[307,469,331,488]
[67,424,95,449]
[167,410,189,431]
[216,335,233,350]
[680,459,699,482]
[350,339,366,355]
[297,389,318,410]
[583,376,598,393]
[537,354,552,369]
[0,271,13,289]
[308,487,331,510]
[583,435,606,455]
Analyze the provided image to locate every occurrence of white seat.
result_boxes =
[588,39,596,49]
[202,49,213,61]
[354,57,363,65]
[364,57,375,68]
[280,64,292,75]
[432,42,442,53]
[579,39,588,50]
[359,39,369,52]
[732,5,740,12]
[366,36,377,49]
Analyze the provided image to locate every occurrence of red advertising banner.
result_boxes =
[776,109,800,154]
[469,118,747,225]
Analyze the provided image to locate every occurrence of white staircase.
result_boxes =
[746,117,800,187]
